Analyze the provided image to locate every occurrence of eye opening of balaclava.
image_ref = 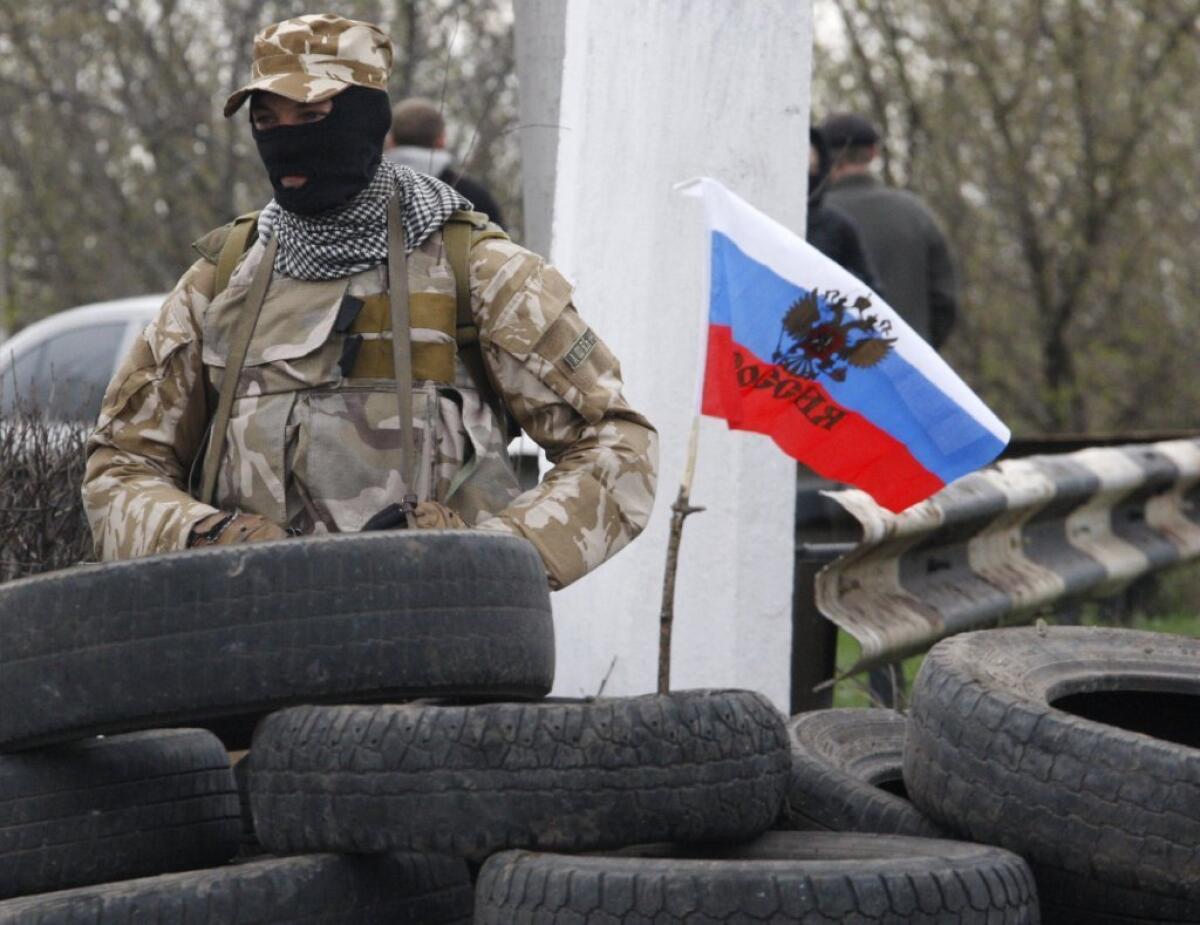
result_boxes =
[251,85,392,216]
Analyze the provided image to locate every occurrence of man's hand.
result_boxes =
[362,500,468,531]
[410,501,467,530]
[189,512,288,548]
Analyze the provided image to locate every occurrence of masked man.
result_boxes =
[82,13,658,590]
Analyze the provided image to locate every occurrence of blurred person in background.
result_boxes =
[820,112,958,350]
[797,125,878,528]
[385,97,505,228]
[795,126,877,629]
[807,126,877,289]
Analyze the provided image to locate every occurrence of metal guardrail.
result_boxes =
[815,438,1200,676]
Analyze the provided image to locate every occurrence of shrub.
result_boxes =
[0,414,92,582]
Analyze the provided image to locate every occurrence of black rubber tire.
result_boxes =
[1034,865,1200,923]
[904,626,1200,916]
[0,531,553,751]
[1039,911,1190,925]
[0,729,240,900]
[231,756,265,859]
[474,830,1040,923]
[248,689,790,860]
[777,708,943,837]
[0,853,472,924]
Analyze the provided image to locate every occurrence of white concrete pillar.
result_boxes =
[512,0,566,256]
[516,0,813,709]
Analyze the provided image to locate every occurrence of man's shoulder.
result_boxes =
[853,178,933,210]
[468,233,526,274]
[829,178,939,225]
[885,184,936,213]
[466,237,573,345]
[829,175,897,201]
[818,201,859,229]
[883,187,946,237]
[191,211,261,264]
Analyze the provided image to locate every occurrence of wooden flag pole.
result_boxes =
[658,415,706,694]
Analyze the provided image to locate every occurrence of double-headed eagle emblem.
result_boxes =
[772,288,895,382]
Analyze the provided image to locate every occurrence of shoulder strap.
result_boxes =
[387,195,419,519]
[444,211,519,438]
[214,211,261,297]
[199,234,277,505]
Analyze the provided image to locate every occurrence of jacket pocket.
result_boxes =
[216,390,294,527]
[290,385,437,533]
[202,275,348,395]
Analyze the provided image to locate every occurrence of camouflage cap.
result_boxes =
[224,13,393,118]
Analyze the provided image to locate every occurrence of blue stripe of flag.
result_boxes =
[710,232,1006,484]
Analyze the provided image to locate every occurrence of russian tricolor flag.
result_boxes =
[681,177,1009,512]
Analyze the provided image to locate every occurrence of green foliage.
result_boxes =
[0,0,519,330]
[1148,564,1200,622]
[815,0,1200,434]
[832,634,924,710]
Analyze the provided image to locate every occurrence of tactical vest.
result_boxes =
[191,210,523,534]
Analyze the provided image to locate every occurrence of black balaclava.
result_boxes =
[252,86,392,215]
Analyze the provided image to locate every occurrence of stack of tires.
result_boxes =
[0,532,1044,923]
[0,531,553,922]
[779,626,1200,924]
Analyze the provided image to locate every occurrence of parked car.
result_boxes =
[0,295,163,423]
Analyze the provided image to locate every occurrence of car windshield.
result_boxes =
[0,322,127,421]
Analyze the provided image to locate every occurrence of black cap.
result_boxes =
[819,112,880,149]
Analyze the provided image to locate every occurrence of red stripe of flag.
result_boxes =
[703,324,943,511]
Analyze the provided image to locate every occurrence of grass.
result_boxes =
[832,635,924,710]
[1103,610,1200,637]
[830,564,1200,710]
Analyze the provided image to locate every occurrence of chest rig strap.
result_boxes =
[386,195,419,520]
[199,233,277,506]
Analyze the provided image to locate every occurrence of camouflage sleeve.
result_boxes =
[82,260,221,560]
[469,240,659,589]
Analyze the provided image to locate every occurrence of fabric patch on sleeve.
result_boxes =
[563,329,597,371]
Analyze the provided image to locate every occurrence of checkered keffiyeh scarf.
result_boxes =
[258,161,472,281]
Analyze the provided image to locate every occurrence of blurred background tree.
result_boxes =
[1,1,1198,437]
[0,0,519,332]
[813,0,1200,433]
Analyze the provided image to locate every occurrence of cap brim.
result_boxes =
[223,77,347,119]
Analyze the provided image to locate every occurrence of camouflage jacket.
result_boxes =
[83,223,658,588]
